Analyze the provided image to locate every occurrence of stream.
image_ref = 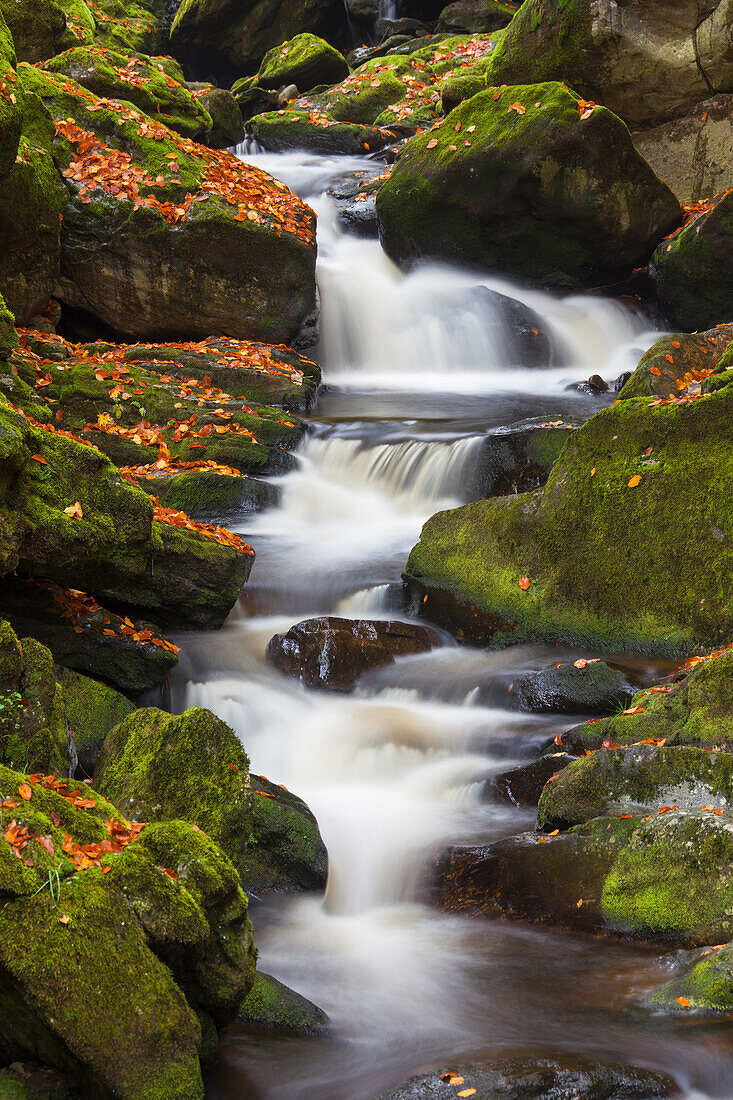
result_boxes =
[171,151,733,1099]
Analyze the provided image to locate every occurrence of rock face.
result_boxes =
[0,764,256,1098]
[376,82,681,288]
[378,1054,675,1099]
[406,361,733,653]
[651,189,733,332]
[237,971,331,1035]
[266,616,441,691]
[432,808,733,945]
[0,0,94,62]
[257,33,349,93]
[633,95,733,203]
[170,0,349,83]
[512,659,637,714]
[486,0,733,129]
[23,64,318,346]
[537,744,733,830]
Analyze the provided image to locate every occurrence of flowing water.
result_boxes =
[171,151,733,1099]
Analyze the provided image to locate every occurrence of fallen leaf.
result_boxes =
[627,475,641,488]
[64,501,83,519]
[676,997,690,1007]
[59,913,70,926]
[518,576,531,590]
[508,102,526,114]
[426,138,438,149]
[18,784,31,801]
[650,366,662,376]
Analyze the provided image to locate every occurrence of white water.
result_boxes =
[174,152,727,1098]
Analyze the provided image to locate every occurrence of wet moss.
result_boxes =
[257,33,349,93]
[645,943,733,1013]
[237,971,330,1035]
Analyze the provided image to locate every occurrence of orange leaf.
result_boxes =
[518,576,531,590]
[426,138,438,149]
[59,913,70,926]
[63,501,83,519]
[676,997,690,1007]
[18,784,32,801]
[31,454,48,464]
[627,475,641,488]
[649,366,661,376]
[508,102,526,114]
[574,658,588,669]
[665,354,674,363]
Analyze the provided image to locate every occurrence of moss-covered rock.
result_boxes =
[21,65,318,347]
[90,0,167,56]
[0,9,22,182]
[438,0,517,34]
[433,807,733,945]
[406,379,733,654]
[618,326,733,401]
[485,0,730,129]
[307,54,436,126]
[237,971,331,1036]
[247,107,393,155]
[513,659,637,715]
[0,0,95,62]
[94,706,253,873]
[377,82,681,287]
[170,0,349,83]
[257,34,349,94]
[643,943,733,1014]
[0,765,255,1098]
[651,189,733,332]
[538,744,733,830]
[44,46,213,140]
[186,82,244,148]
[243,774,328,894]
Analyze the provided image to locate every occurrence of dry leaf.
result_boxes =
[627,475,641,488]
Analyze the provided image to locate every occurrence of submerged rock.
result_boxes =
[377,82,681,287]
[481,752,576,806]
[237,971,331,1036]
[643,943,733,1015]
[266,616,441,692]
[379,1053,675,1099]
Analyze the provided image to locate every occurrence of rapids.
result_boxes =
[170,150,733,1099]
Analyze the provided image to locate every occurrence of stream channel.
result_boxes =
[170,150,733,1099]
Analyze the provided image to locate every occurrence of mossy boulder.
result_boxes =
[513,659,636,715]
[138,469,276,519]
[170,0,349,83]
[643,943,733,1015]
[377,82,681,287]
[432,807,733,945]
[470,415,578,499]
[438,0,517,33]
[243,774,328,894]
[485,0,733,129]
[257,34,349,94]
[0,0,95,62]
[651,189,733,332]
[406,377,733,654]
[538,744,733,830]
[186,82,244,148]
[561,648,733,755]
[0,623,68,774]
[237,971,331,1036]
[0,396,251,629]
[308,54,434,126]
[0,1064,72,1098]
[618,326,733,401]
[94,706,253,874]
[0,9,22,182]
[21,65,318,347]
[91,0,167,55]
[247,108,392,155]
[44,47,213,140]
[0,764,255,1098]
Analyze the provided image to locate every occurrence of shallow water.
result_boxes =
[170,149,733,1099]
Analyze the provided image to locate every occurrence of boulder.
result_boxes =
[92,0,167,56]
[378,1054,675,1099]
[237,971,331,1035]
[266,616,441,691]
[651,189,733,332]
[481,752,575,805]
[643,943,733,1015]
[431,808,733,945]
[438,0,517,34]
[22,65,318,347]
[538,743,733,830]
[512,659,637,715]
[247,108,394,155]
[485,0,733,129]
[137,469,277,520]
[186,82,245,147]
[405,369,733,653]
[469,417,578,500]
[307,54,440,127]
[170,0,350,83]
[244,774,328,894]
[633,95,733,204]
[0,0,95,62]
[0,765,256,1097]
[377,82,681,287]
[257,34,349,93]
[618,326,733,401]
[43,46,214,140]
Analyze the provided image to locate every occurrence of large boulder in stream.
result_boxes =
[618,326,733,401]
[376,82,681,287]
[256,34,349,93]
[266,616,442,692]
[642,942,733,1015]
[485,0,733,129]
[379,1054,675,1099]
[0,764,256,1098]
[405,356,733,653]
[21,64,318,347]
[512,659,638,714]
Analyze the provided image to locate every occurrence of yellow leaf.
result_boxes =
[627,475,641,488]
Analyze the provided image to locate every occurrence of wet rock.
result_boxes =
[0,1062,74,1099]
[618,326,733,401]
[642,942,733,1015]
[438,0,516,34]
[469,416,577,499]
[378,1053,676,1098]
[513,660,638,715]
[247,109,394,156]
[633,94,733,204]
[431,808,733,945]
[377,82,681,288]
[375,17,431,39]
[143,470,278,520]
[237,972,331,1036]
[266,616,441,692]
[230,78,280,122]
[481,752,576,806]
[256,34,349,94]
[537,744,733,831]
[186,83,245,148]
[244,774,328,895]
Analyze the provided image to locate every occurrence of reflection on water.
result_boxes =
[170,150,729,1098]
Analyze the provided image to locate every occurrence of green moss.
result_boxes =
[617,329,733,401]
[242,774,327,894]
[406,384,733,654]
[645,944,733,1013]
[377,81,681,285]
[248,108,389,156]
[311,56,423,125]
[89,0,166,55]
[486,0,593,89]
[257,33,349,94]
[237,971,329,1035]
